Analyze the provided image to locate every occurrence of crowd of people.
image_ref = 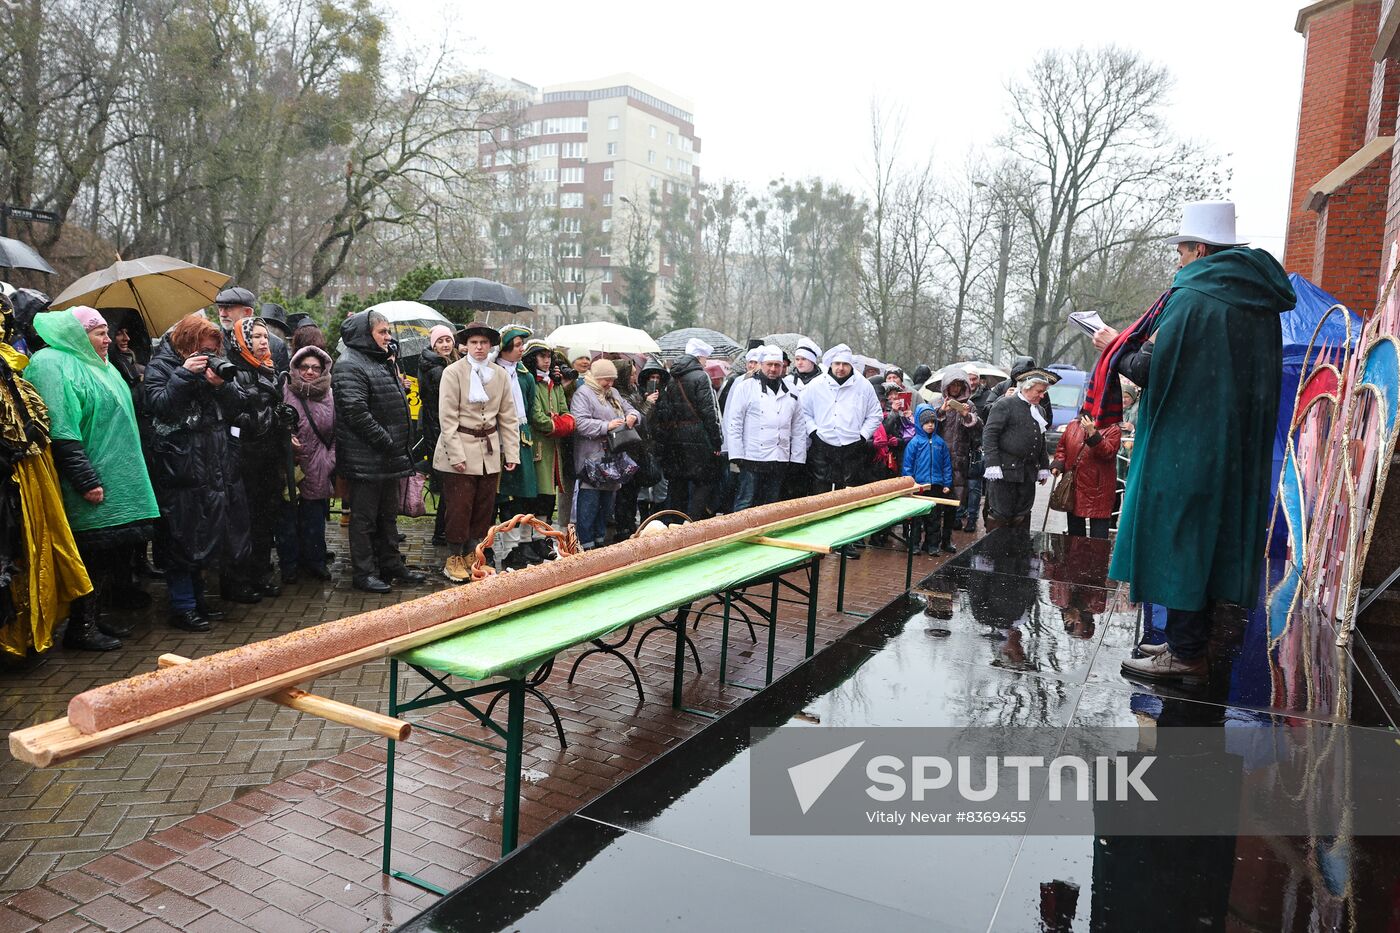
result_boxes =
[0,278,1140,665]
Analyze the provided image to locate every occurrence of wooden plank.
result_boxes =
[750,537,832,554]
[911,495,962,507]
[9,482,918,766]
[157,654,411,742]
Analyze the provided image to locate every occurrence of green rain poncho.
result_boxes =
[1109,247,1295,611]
[25,311,158,533]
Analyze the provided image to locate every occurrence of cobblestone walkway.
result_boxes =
[0,515,967,932]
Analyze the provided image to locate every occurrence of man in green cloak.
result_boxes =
[1090,201,1295,682]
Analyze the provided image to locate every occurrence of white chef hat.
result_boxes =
[823,344,854,367]
[745,347,763,363]
[759,344,784,363]
[685,337,715,359]
[795,338,821,364]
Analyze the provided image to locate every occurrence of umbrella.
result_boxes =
[0,237,54,274]
[544,321,660,355]
[50,254,229,334]
[363,300,452,325]
[657,326,741,361]
[419,277,531,313]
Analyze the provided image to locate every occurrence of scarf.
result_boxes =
[1020,391,1048,431]
[499,359,526,420]
[535,367,553,388]
[466,354,494,403]
[831,371,852,386]
[759,373,787,395]
[584,372,624,416]
[233,317,273,372]
[1085,289,1170,428]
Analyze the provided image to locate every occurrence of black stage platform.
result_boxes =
[397,529,1400,932]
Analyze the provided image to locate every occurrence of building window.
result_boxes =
[603,167,614,181]
[602,291,613,306]
[560,192,584,209]
[541,191,556,206]
[667,132,675,146]
[606,142,618,156]
[602,269,613,283]
[601,219,612,232]
[649,125,657,139]
[602,193,612,206]
[560,167,584,184]
[647,150,656,164]
[600,240,611,258]
[608,115,619,130]
[664,181,673,194]
[665,157,673,170]
[649,175,659,189]
[563,290,578,306]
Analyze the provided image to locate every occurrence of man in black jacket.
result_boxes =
[333,311,426,593]
[655,349,723,520]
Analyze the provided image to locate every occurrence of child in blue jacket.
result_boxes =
[903,403,954,555]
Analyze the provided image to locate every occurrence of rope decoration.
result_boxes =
[471,514,581,581]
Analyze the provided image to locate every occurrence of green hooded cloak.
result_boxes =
[25,311,159,533]
[1109,247,1295,611]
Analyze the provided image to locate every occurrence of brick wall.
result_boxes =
[1285,0,1383,276]
[1315,154,1392,311]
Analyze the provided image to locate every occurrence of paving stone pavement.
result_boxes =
[0,512,971,932]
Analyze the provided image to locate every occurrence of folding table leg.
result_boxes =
[805,555,821,658]
[765,579,779,685]
[836,547,848,613]
[718,589,732,685]
[905,518,915,590]
[382,659,398,878]
[501,677,526,856]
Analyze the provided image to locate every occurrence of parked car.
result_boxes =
[1044,363,1089,450]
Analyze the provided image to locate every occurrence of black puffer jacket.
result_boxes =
[143,336,250,570]
[654,354,722,481]
[332,312,414,482]
[417,345,450,466]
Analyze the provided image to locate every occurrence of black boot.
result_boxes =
[501,547,532,571]
[530,538,557,562]
[63,597,121,652]
[97,614,134,638]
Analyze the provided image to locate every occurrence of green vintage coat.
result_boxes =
[25,312,159,533]
[529,375,569,496]
[496,361,538,499]
[1109,247,1295,611]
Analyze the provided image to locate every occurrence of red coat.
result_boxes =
[1052,421,1121,519]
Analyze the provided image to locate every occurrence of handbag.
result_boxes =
[398,470,427,517]
[1048,440,1087,513]
[581,452,638,488]
[607,424,643,454]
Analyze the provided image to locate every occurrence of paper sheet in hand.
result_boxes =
[1069,309,1106,337]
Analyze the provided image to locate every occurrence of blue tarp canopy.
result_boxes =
[1275,273,1363,461]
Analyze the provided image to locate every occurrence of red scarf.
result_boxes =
[1084,289,1170,428]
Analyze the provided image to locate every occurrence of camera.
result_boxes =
[274,403,300,431]
[206,356,237,381]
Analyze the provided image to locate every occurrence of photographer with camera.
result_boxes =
[143,314,252,631]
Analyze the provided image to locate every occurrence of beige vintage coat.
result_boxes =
[434,357,521,475]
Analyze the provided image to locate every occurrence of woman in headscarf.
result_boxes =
[284,346,336,579]
[418,324,456,546]
[569,358,640,549]
[226,316,295,594]
[981,369,1056,529]
[26,308,160,649]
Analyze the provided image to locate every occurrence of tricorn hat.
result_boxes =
[1017,368,1062,387]
[1165,200,1247,248]
[456,320,501,345]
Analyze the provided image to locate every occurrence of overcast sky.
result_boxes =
[399,0,1304,258]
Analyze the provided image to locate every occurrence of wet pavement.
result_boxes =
[402,528,1400,933]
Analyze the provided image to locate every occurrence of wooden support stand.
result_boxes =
[751,537,833,554]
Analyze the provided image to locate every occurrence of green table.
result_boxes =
[381,495,932,893]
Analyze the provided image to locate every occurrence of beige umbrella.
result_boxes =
[50,255,230,334]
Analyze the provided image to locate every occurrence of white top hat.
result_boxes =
[1165,200,1247,248]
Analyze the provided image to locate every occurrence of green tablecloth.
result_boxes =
[397,496,932,681]
[764,496,932,548]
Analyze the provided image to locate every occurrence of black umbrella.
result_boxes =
[656,326,742,361]
[0,236,54,274]
[419,277,532,313]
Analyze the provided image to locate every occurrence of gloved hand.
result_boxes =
[1037,469,1052,484]
[983,465,1003,481]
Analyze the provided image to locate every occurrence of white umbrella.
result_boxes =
[362,300,452,325]
[544,321,660,354]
